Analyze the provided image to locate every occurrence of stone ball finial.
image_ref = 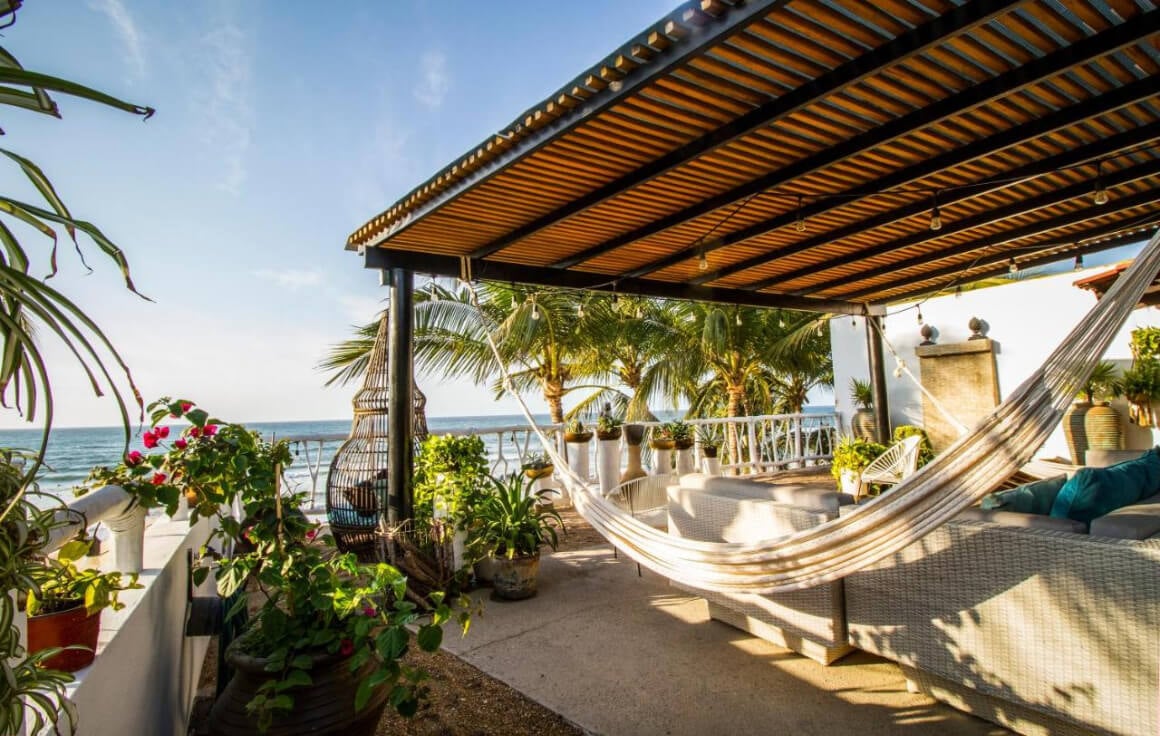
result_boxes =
[919,323,936,346]
[968,316,988,340]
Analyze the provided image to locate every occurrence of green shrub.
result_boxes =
[892,425,935,467]
[830,437,887,481]
[412,435,490,531]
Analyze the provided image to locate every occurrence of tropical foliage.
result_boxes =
[468,473,562,560]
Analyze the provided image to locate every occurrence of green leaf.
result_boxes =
[354,678,375,712]
[416,624,442,652]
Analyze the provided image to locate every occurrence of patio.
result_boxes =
[444,512,1005,736]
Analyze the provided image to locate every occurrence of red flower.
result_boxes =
[126,450,144,466]
[181,402,193,412]
[174,438,188,450]
[362,606,376,617]
[339,638,354,657]
[189,427,202,438]
[305,528,318,542]
[142,431,158,449]
[203,424,218,437]
[152,473,167,485]
[156,425,170,439]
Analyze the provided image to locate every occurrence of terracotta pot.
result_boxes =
[27,603,100,672]
[1084,402,1123,451]
[852,410,878,442]
[563,431,592,443]
[492,551,540,600]
[1063,401,1092,465]
[208,645,390,736]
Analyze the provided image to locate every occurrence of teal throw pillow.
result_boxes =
[1050,449,1160,527]
[981,475,1067,515]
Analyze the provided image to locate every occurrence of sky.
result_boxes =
[0,0,679,428]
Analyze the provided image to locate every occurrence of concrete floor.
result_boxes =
[444,546,1009,736]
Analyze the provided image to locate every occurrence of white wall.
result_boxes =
[67,516,214,736]
[830,266,1160,458]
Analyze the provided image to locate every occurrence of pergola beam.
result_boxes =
[812,183,1160,298]
[551,14,1156,271]
[689,82,1160,287]
[362,247,878,316]
[863,227,1160,305]
[468,0,1019,260]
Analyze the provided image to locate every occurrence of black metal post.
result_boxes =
[866,315,891,443]
[387,268,414,524]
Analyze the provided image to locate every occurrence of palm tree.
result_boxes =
[567,296,690,421]
[680,304,832,461]
[320,281,606,426]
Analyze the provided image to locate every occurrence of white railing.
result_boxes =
[280,413,838,512]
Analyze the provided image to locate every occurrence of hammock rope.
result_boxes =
[464,231,1160,594]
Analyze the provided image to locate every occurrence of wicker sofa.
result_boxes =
[667,472,855,665]
[844,500,1160,736]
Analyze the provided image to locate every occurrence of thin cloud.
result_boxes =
[413,50,449,108]
[89,0,146,80]
[199,23,253,195]
[339,295,386,324]
[256,269,322,289]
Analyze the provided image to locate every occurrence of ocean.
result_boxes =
[0,407,831,501]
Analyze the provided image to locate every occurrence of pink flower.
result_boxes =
[126,450,144,466]
[156,425,170,439]
[189,427,202,438]
[305,528,318,542]
[362,606,376,617]
[142,431,158,449]
[181,402,193,412]
[151,473,167,485]
[339,638,354,657]
[203,424,218,437]
[174,438,188,450]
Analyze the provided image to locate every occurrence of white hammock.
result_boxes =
[468,231,1160,595]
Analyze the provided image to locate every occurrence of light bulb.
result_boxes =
[955,285,962,299]
[577,303,585,318]
[1074,254,1084,271]
[916,308,924,325]
[795,215,806,233]
[929,206,942,231]
[531,301,541,320]
[1093,186,1109,205]
[893,364,904,378]
[698,252,709,271]
[736,312,743,326]
[1008,258,1018,274]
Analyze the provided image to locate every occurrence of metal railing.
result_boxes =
[279,413,838,511]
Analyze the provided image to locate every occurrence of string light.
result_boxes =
[916,307,924,325]
[955,285,962,298]
[928,191,942,231]
[577,301,585,318]
[735,311,743,326]
[698,249,709,271]
[1008,257,1019,273]
[893,359,905,378]
[1092,160,1109,205]
[1074,253,1084,271]
[794,195,807,233]
[531,296,541,320]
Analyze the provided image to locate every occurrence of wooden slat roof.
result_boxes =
[348,0,1160,315]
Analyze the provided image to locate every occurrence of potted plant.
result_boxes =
[140,401,471,735]
[696,426,722,475]
[521,451,555,481]
[1122,358,1160,427]
[412,434,490,575]
[649,424,676,451]
[1081,361,1125,452]
[26,538,140,673]
[467,473,562,601]
[563,419,593,444]
[891,425,935,468]
[849,379,878,441]
[830,437,887,496]
[668,421,694,450]
[595,413,622,441]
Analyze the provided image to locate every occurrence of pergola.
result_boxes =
[345,0,1160,516]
